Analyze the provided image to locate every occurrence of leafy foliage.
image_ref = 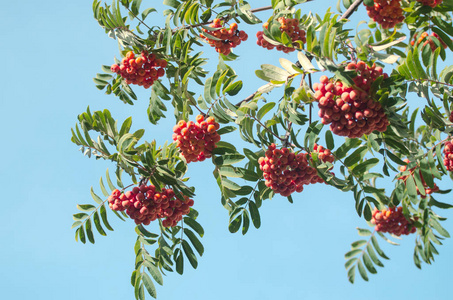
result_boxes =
[72,0,453,298]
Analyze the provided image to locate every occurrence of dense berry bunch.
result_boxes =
[173,115,221,163]
[108,185,194,227]
[313,61,389,138]
[371,207,417,236]
[411,32,448,51]
[416,0,442,8]
[258,144,325,197]
[200,19,248,55]
[443,139,453,171]
[256,17,306,53]
[312,143,335,164]
[399,159,439,197]
[110,51,167,89]
[364,0,405,29]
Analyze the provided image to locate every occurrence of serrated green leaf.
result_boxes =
[347,265,356,283]
[429,218,450,237]
[345,249,362,259]
[100,204,115,230]
[146,263,163,286]
[93,211,107,236]
[351,240,367,248]
[184,228,204,256]
[357,260,368,281]
[85,218,95,244]
[371,236,390,259]
[248,201,261,229]
[141,273,157,298]
[366,244,384,267]
[229,212,242,233]
[362,252,377,274]
[182,240,198,269]
[357,228,372,236]
[183,217,204,237]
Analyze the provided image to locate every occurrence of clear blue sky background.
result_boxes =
[1,1,453,299]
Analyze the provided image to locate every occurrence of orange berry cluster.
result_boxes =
[313,61,389,138]
[173,115,221,163]
[371,207,417,236]
[110,51,167,89]
[108,185,194,227]
[256,17,306,53]
[443,139,453,171]
[258,144,332,197]
[312,143,335,164]
[417,0,442,8]
[200,19,248,56]
[364,0,405,29]
[410,32,448,51]
[399,159,439,197]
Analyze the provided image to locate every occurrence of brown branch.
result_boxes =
[235,92,257,107]
[339,0,363,21]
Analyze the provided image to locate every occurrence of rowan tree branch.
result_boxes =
[339,0,364,21]
[236,0,364,107]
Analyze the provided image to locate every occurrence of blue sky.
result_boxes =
[1,1,453,299]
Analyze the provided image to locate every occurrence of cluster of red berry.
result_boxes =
[258,143,333,197]
[110,51,167,89]
[399,159,439,197]
[364,0,405,29]
[173,115,221,163]
[200,19,248,56]
[417,0,442,8]
[313,62,389,138]
[411,32,448,52]
[371,207,417,236]
[108,185,194,227]
[256,17,306,53]
[312,143,335,163]
[443,139,453,171]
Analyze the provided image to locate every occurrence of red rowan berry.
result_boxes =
[313,61,389,138]
[108,184,194,227]
[364,0,405,29]
[173,115,221,163]
[110,51,167,89]
[416,0,442,8]
[258,144,331,197]
[256,17,306,52]
[371,206,417,236]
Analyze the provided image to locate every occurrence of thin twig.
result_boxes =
[409,78,453,88]
[174,5,276,32]
[122,4,152,31]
